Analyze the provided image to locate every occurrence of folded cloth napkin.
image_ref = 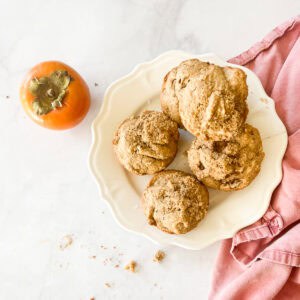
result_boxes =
[209,16,300,300]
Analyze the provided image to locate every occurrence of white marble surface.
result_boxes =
[0,1,298,299]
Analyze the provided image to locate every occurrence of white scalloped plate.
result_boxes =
[89,51,287,250]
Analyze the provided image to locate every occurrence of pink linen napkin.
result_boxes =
[209,16,300,300]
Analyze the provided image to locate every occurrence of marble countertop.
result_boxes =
[0,1,298,299]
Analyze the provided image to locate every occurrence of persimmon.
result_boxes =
[20,61,90,130]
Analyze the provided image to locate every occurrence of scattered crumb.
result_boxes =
[101,256,121,267]
[89,255,96,259]
[104,282,112,288]
[124,261,137,273]
[113,246,117,249]
[100,245,108,250]
[5,95,10,99]
[59,235,73,250]
[260,98,268,104]
[94,83,98,87]
[153,250,165,263]
[183,150,188,157]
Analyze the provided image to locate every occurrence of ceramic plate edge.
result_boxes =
[88,50,288,250]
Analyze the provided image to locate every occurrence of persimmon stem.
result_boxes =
[29,70,72,115]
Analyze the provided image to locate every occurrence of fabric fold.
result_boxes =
[209,15,300,300]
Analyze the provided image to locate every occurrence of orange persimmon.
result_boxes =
[20,61,90,130]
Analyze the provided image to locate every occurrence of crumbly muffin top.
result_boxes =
[161,59,209,128]
[160,68,182,126]
[142,170,209,234]
[113,111,179,175]
[188,124,264,190]
[161,59,248,140]
[179,61,248,140]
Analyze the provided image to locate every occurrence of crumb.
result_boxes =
[114,264,119,268]
[113,246,117,249]
[153,250,165,263]
[154,283,158,287]
[6,95,10,99]
[100,245,107,250]
[124,261,137,273]
[183,150,188,157]
[260,98,268,104]
[101,211,105,214]
[90,297,95,300]
[104,282,111,288]
[94,83,98,87]
[59,235,73,250]
[89,255,96,259]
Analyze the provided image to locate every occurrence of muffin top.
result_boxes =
[161,68,182,127]
[161,59,248,140]
[113,111,179,175]
[188,124,264,191]
[161,59,208,128]
[142,170,209,234]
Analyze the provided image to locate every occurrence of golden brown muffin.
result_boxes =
[160,68,182,127]
[113,111,179,175]
[188,124,264,191]
[142,170,209,234]
[160,59,209,128]
[160,59,248,140]
[180,64,248,140]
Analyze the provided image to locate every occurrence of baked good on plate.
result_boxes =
[161,59,248,140]
[188,124,264,191]
[142,170,209,234]
[160,59,208,128]
[113,111,179,175]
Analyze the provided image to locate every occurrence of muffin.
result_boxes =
[142,170,209,234]
[188,124,264,191]
[161,59,248,140]
[160,59,208,128]
[113,111,179,175]
[160,68,182,126]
